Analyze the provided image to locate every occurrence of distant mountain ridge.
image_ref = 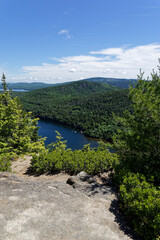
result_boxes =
[24,80,118,96]
[2,77,137,90]
[85,77,137,88]
[6,82,55,90]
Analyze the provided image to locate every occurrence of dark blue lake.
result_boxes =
[38,119,99,150]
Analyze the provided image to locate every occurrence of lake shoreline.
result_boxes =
[38,119,100,150]
[38,117,111,145]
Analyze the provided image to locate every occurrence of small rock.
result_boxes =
[66,176,76,185]
[76,171,91,181]
[66,172,96,187]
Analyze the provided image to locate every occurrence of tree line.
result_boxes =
[14,81,131,141]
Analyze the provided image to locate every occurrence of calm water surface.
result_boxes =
[38,119,99,150]
[0,89,28,92]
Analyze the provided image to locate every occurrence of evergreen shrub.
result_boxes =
[119,172,160,240]
[30,131,118,175]
[0,154,11,172]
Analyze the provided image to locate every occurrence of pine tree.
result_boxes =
[113,67,160,183]
[0,74,45,159]
[1,73,7,91]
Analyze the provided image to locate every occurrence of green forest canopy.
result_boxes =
[15,80,131,140]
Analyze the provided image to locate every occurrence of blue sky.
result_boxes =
[0,0,160,83]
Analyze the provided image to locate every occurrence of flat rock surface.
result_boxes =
[0,157,140,240]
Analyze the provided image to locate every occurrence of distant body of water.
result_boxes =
[0,89,28,92]
[38,119,99,150]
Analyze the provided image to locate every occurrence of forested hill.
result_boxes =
[7,82,55,90]
[23,80,118,96]
[9,80,118,93]
[85,77,137,88]
[3,77,137,90]
[16,80,131,140]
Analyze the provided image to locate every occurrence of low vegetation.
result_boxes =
[30,131,118,175]
[119,172,160,240]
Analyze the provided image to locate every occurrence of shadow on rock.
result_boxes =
[67,171,116,198]
[67,171,143,240]
[109,199,143,240]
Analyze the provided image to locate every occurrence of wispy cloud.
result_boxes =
[19,44,160,83]
[58,29,72,39]
[53,55,109,63]
[90,48,124,56]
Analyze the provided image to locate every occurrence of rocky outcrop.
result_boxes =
[67,171,116,199]
[0,172,140,240]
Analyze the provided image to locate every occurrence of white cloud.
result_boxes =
[16,43,160,83]
[58,29,72,39]
[53,55,108,63]
[69,68,77,73]
[90,48,124,56]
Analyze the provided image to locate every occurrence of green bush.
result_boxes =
[0,154,11,172]
[30,132,118,175]
[119,172,160,240]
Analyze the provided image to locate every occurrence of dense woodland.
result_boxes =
[14,80,131,141]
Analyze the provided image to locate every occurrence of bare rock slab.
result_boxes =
[0,172,137,240]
